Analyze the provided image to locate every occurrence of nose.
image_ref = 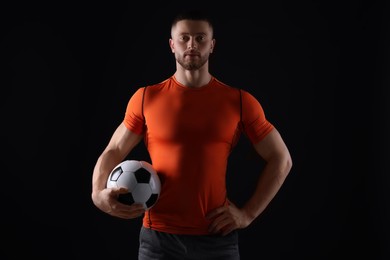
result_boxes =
[188,39,197,50]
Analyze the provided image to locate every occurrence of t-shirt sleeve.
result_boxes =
[123,87,146,135]
[241,89,274,144]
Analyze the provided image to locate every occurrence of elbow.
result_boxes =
[274,151,292,181]
[283,153,293,177]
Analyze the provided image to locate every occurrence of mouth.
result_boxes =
[185,51,200,57]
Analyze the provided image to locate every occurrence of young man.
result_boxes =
[91,10,292,260]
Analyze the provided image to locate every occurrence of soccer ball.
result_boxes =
[106,160,161,210]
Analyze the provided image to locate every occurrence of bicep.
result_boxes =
[253,128,291,163]
[106,122,144,158]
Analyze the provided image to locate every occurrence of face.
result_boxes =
[169,20,215,71]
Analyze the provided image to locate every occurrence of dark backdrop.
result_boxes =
[1,1,389,259]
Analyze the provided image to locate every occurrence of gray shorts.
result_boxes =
[138,226,240,260]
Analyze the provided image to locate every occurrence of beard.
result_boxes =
[176,53,209,71]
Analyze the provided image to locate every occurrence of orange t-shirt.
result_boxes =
[124,76,274,235]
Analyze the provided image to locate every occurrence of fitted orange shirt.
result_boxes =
[123,76,274,235]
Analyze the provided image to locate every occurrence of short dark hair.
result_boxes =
[171,9,214,32]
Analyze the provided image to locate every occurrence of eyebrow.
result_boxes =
[177,32,208,36]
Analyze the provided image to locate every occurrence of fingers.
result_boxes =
[108,192,145,219]
[113,203,145,219]
[208,213,234,235]
[205,206,225,219]
[207,203,245,236]
[111,187,129,196]
[207,205,237,235]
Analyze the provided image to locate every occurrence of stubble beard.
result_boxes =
[176,54,209,71]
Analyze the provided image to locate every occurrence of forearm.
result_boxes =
[91,124,144,199]
[242,158,291,222]
[92,149,125,197]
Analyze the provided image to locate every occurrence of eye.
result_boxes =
[179,35,190,42]
[196,35,206,42]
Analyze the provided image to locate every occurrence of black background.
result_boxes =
[1,1,389,259]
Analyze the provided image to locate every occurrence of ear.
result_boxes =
[169,38,175,53]
[210,39,216,53]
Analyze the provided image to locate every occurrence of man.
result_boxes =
[91,9,292,260]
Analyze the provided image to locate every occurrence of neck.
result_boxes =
[174,65,212,88]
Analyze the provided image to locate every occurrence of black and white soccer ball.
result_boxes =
[106,160,161,210]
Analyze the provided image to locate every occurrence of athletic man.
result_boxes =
[92,9,292,260]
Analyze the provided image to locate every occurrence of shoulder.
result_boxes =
[146,77,173,89]
[211,77,261,102]
[129,77,173,99]
[212,77,238,90]
[210,78,242,99]
[240,89,258,101]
